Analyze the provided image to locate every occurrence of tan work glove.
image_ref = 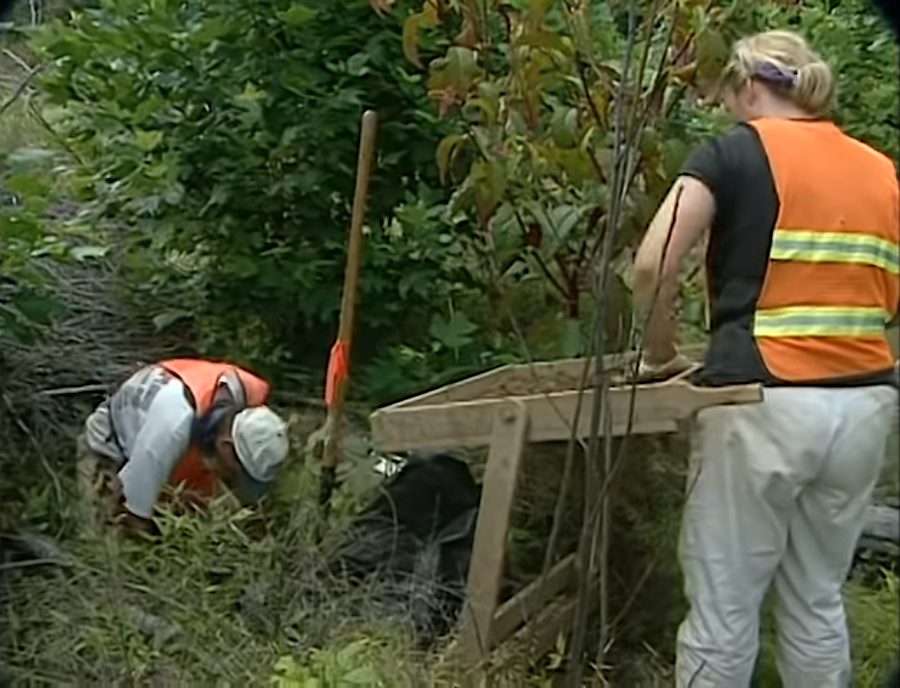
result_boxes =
[636,352,695,383]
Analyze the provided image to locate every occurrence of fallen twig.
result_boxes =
[0,64,42,115]
[35,383,110,397]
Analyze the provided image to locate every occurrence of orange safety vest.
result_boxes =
[158,358,270,500]
[749,118,899,382]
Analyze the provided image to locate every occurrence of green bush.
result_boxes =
[789,0,899,162]
[33,0,472,380]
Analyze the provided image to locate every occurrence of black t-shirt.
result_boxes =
[680,123,782,385]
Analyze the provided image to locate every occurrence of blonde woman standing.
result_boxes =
[632,31,899,687]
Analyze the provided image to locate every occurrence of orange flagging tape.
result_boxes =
[324,339,348,407]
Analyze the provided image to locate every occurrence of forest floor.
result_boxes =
[2,402,898,686]
[1,36,898,688]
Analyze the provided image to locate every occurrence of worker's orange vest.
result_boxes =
[749,118,899,382]
[158,358,270,500]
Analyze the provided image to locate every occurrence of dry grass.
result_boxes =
[0,217,435,684]
[1,256,896,685]
[0,39,47,155]
[1,259,176,535]
[0,441,434,686]
[3,409,898,686]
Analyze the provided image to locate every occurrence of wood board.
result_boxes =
[370,345,761,451]
[383,344,708,411]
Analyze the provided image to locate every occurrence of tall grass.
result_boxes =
[1,428,434,686]
[0,39,46,155]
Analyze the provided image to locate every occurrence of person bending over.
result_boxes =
[77,358,289,536]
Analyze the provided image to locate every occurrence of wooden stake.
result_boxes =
[319,109,378,513]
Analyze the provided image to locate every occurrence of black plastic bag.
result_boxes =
[326,452,481,647]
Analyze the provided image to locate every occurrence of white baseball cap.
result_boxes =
[231,406,289,502]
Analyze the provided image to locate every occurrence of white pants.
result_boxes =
[675,385,898,688]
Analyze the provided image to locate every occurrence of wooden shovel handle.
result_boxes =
[322,110,378,471]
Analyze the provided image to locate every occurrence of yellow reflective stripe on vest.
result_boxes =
[770,229,900,274]
[754,305,890,337]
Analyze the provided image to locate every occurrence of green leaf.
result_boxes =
[435,134,466,184]
[162,183,185,205]
[229,255,260,278]
[341,666,380,685]
[402,2,439,68]
[661,138,691,181]
[522,202,587,252]
[278,4,317,27]
[134,130,164,152]
[7,291,62,328]
[346,52,370,77]
[70,245,109,261]
[429,46,482,94]
[2,171,49,198]
[549,204,589,244]
[6,148,56,168]
[550,106,579,148]
[188,16,229,46]
[152,309,193,331]
[694,28,729,87]
[145,162,170,179]
[530,0,556,21]
[467,81,502,123]
[429,311,477,350]
[560,317,582,357]
[525,312,574,359]
[470,158,506,225]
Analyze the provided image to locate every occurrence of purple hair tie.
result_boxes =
[752,62,798,87]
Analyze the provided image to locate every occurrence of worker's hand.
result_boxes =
[108,486,160,541]
[636,352,695,383]
[113,511,160,541]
